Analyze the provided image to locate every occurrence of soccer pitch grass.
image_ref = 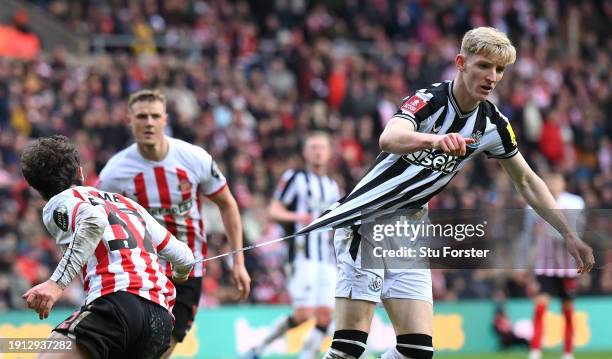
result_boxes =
[405,353,612,359]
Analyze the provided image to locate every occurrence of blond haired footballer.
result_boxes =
[290,27,595,359]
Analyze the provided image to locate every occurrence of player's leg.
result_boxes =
[530,276,552,359]
[561,277,578,359]
[322,298,375,359]
[299,261,336,359]
[37,331,91,359]
[161,277,203,359]
[377,267,433,359]
[299,306,333,359]
[323,226,380,359]
[247,259,316,358]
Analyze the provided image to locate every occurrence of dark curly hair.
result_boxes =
[21,135,82,199]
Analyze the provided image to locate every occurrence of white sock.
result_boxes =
[323,348,358,359]
[381,347,408,359]
[299,325,327,359]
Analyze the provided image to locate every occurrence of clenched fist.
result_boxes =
[433,133,476,157]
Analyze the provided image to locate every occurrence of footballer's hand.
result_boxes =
[22,280,63,320]
[295,213,313,225]
[231,263,251,301]
[433,133,476,157]
[565,235,595,274]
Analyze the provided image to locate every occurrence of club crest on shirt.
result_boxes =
[53,205,69,231]
[178,179,192,194]
[467,130,483,149]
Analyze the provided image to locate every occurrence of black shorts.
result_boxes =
[171,277,203,342]
[54,291,173,359]
[536,275,578,300]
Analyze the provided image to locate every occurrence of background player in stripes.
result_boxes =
[20,135,195,359]
[98,89,251,358]
[292,27,594,359]
[246,132,341,358]
[528,172,586,359]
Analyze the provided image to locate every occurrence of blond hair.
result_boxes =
[460,27,516,65]
[128,89,166,110]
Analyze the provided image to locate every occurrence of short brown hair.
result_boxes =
[21,135,81,199]
[128,89,166,111]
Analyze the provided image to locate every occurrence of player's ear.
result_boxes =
[455,54,466,72]
[76,166,85,185]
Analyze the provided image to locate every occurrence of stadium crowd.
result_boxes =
[0,0,610,310]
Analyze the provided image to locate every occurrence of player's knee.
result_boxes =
[396,334,433,359]
[327,329,368,358]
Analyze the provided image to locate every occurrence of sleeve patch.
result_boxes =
[401,95,428,115]
[53,205,69,232]
[210,160,221,180]
[506,123,517,146]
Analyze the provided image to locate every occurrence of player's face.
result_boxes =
[460,54,506,102]
[129,100,168,146]
[303,135,332,168]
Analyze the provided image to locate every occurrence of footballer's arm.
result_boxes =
[498,153,594,272]
[24,204,108,319]
[208,186,251,299]
[379,118,474,156]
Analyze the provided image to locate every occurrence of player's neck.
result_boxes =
[452,78,480,114]
[137,138,169,162]
[308,165,326,177]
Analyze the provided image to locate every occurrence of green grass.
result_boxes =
[402,353,612,359]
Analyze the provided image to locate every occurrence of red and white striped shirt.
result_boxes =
[98,137,226,277]
[43,186,188,312]
[530,192,586,278]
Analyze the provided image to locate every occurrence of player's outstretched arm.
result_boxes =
[268,199,312,225]
[157,233,195,282]
[209,186,251,300]
[379,118,474,156]
[24,204,108,320]
[498,153,595,273]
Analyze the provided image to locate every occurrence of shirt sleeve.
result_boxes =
[197,148,227,196]
[392,90,436,131]
[483,105,519,159]
[273,169,299,206]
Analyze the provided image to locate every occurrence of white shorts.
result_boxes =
[334,225,433,304]
[288,258,336,308]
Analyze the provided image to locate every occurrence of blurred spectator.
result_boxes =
[1,0,610,306]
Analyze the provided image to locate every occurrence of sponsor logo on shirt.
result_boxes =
[147,199,193,216]
[402,149,464,174]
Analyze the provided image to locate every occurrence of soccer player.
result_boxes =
[247,132,341,358]
[20,135,195,359]
[528,173,585,359]
[294,27,594,359]
[98,89,251,357]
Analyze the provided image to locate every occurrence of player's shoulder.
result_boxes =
[483,100,510,124]
[169,137,210,155]
[401,81,449,107]
[100,144,138,176]
[42,187,89,236]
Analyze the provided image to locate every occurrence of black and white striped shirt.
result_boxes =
[300,80,519,234]
[274,169,341,263]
